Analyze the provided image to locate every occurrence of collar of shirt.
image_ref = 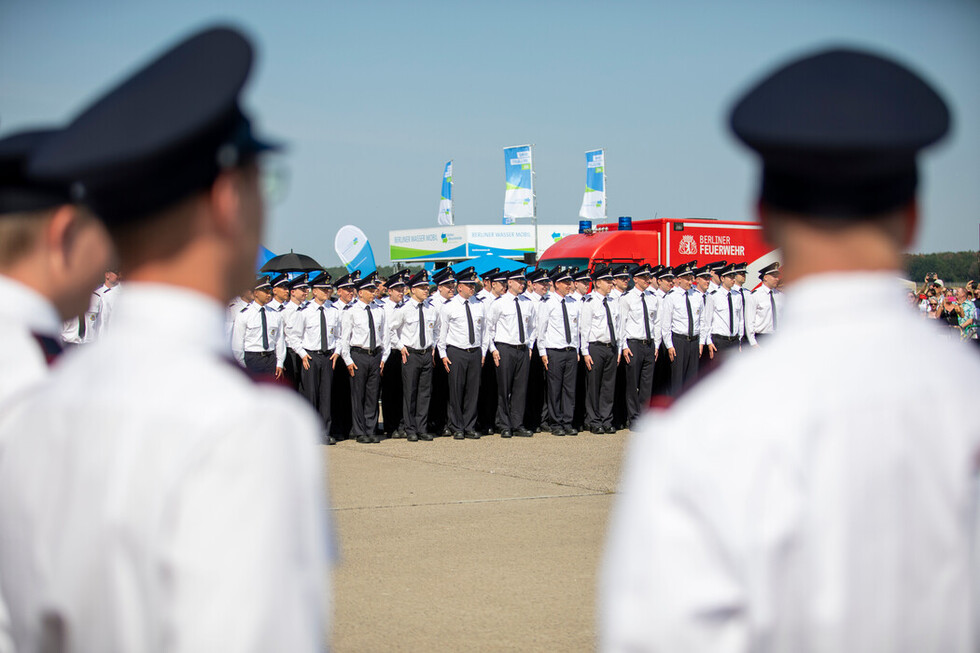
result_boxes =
[111,282,226,356]
[0,275,62,338]
[782,271,902,329]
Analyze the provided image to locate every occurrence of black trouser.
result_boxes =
[754,332,773,345]
[381,351,403,435]
[243,350,276,375]
[524,347,549,431]
[331,354,352,439]
[573,357,587,429]
[447,345,481,432]
[428,352,450,434]
[350,348,382,436]
[495,342,529,431]
[612,354,629,428]
[545,347,577,430]
[401,347,433,436]
[624,338,656,424]
[712,334,740,355]
[284,349,302,390]
[301,349,334,436]
[651,342,671,397]
[476,356,498,433]
[586,342,617,428]
[669,333,700,396]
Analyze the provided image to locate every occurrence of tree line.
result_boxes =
[904,251,979,285]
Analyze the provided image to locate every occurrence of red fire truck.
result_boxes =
[537,217,780,285]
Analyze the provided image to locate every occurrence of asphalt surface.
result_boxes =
[325,430,630,652]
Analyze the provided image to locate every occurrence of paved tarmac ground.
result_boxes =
[326,430,630,652]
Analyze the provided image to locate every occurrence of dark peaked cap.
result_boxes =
[730,48,950,218]
[30,26,279,226]
[0,129,72,215]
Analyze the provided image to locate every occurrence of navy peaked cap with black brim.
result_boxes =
[730,48,950,218]
[29,26,280,226]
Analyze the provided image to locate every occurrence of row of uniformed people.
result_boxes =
[226,256,784,443]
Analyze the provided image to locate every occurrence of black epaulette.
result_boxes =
[343,303,354,310]
[239,305,249,313]
[709,289,717,295]
[582,295,593,303]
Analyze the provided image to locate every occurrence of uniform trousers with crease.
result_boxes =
[301,350,334,436]
[545,347,577,430]
[350,348,382,437]
[446,345,481,432]
[381,351,403,435]
[624,338,656,424]
[586,342,617,428]
[476,358,498,433]
[669,333,700,396]
[494,343,529,431]
[401,348,433,436]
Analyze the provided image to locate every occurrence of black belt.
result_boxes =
[448,344,480,353]
[589,341,613,348]
[547,346,577,353]
[247,350,274,357]
[308,349,334,355]
[627,338,653,346]
[406,346,432,355]
[496,342,527,351]
[352,346,380,356]
[671,333,698,342]
[713,335,739,342]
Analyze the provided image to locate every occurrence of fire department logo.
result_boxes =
[678,235,698,255]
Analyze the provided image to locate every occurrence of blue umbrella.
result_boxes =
[463,253,524,276]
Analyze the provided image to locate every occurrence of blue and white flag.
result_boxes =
[503,145,533,220]
[334,225,376,275]
[579,149,605,220]
[437,161,453,226]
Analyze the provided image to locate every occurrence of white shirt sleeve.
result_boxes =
[660,294,674,351]
[231,310,248,366]
[745,292,759,346]
[580,298,595,357]
[274,312,286,368]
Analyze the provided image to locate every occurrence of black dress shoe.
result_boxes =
[565,428,579,436]
[418,433,434,441]
[327,436,337,445]
[453,431,465,440]
[464,431,480,439]
[407,433,419,442]
[604,425,617,434]
[394,428,407,438]
[441,427,453,438]
[356,435,371,444]
[515,428,533,437]
[371,435,382,443]
[500,429,513,438]
[552,427,566,436]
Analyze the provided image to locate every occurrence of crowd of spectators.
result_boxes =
[910,273,978,346]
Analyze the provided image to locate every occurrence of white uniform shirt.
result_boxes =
[97,283,120,334]
[536,292,581,356]
[61,291,104,344]
[619,287,661,350]
[0,283,331,653]
[339,299,390,366]
[486,292,535,351]
[281,299,305,348]
[390,297,440,351]
[579,291,622,356]
[703,286,745,345]
[225,296,249,342]
[608,287,624,301]
[266,298,284,312]
[231,302,287,367]
[659,287,705,350]
[601,272,980,653]
[287,300,341,358]
[476,288,493,302]
[437,294,488,358]
[0,276,61,405]
[745,284,783,345]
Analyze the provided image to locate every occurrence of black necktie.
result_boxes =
[685,292,694,337]
[319,305,327,351]
[640,294,651,340]
[465,300,475,345]
[515,298,525,343]
[367,305,376,350]
[78,314,86,340]
[770,291,778,331]
[418,302,426,348]
[561,298,572,344]
[604,297,617,343]
[741,289,748,335]
[727,292,734,336]
[260,306,269,350]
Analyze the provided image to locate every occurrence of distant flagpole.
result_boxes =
[438,160,454,225]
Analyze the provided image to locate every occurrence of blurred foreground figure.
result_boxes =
[601,48,980,652]
[0,26,331,652]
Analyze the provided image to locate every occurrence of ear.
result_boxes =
[44,205,80,275]
[208,168,242,238]
[901,201,919,249]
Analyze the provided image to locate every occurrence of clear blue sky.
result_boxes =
[2,0,977,266]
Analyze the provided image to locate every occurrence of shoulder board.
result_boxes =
[709,290,717,295]
[582,295,593,302]
[239,306,249,313]
[343,303,354,310]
